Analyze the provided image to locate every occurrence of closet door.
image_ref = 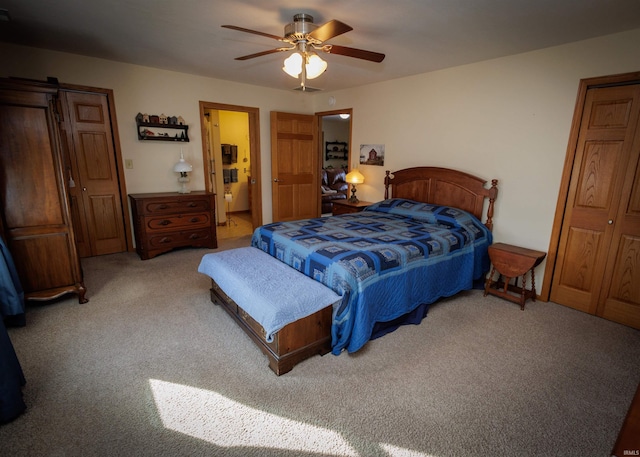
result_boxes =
[60,90,127,257]
[0,80,87,304]
[550,84,640,328]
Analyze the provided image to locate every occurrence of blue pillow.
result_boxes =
[364,198,485,232]
[364,198,440,223]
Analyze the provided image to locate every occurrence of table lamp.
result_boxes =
[345,169,365,203]
[173,149,192,193]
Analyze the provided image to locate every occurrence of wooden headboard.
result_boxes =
[384,167,498,230]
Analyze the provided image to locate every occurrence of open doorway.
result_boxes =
[317,109,353,215]
[199,102,262,240]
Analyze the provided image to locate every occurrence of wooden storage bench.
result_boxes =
[198,247,340,375]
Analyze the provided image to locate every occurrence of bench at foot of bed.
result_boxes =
[199,247,339,375]
[209,282,332,375]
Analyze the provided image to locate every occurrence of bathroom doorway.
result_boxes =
[199,102,262,240]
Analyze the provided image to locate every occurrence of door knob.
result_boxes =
[608,220,614,225]
[83,187,87,192]
[273,178,280,182]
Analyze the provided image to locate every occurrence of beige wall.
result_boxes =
[2,27,640,289]
[312,28,640,285]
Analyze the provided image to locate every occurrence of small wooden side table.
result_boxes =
[332,200,373,215]
[484,242,546,310]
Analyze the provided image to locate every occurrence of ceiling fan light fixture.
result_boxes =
[305,53,327,79]
[283,52,303,77]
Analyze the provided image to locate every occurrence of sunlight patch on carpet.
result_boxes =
[149,379,358,455]
[381,443,438,457]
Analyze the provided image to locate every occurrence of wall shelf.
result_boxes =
[136,120,189,142]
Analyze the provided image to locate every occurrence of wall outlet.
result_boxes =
[125,159,133,169]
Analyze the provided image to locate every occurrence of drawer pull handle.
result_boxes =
[158,204,168,209]
[189,217,199,223]
[189,233,200,240]
[159,237,171,244]
[187,202,197,207]
[159,220,171,226]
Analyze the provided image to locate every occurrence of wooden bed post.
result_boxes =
[384,170,392,199]
[485,179,498,231]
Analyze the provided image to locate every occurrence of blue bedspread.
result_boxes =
[251,199,492,355]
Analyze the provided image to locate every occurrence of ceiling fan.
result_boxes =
[222,13,385,88]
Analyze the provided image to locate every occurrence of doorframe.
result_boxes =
[316,108,353,215]
[198,101,262,230]
[59,82,134,253]
[541,71,640,301]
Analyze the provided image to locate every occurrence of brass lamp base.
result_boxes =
[348,186,359,203]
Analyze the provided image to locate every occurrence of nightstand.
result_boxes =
[332,200,373,215]
[484,242,546,310]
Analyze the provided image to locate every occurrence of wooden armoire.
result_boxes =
[0,79,87,304]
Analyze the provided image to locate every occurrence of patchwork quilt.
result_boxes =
[251,198,492,354]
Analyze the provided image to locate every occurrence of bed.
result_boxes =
[202,166,498,374]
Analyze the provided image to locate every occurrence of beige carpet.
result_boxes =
[2,237,640,456]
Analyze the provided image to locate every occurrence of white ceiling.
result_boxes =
[1,0,640,92]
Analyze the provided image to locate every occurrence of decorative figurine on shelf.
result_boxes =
[177,116,185,125]
[159,113,168,124]
[142,113,150,123]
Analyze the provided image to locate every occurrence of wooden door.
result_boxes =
[0,80,87,303]
[550,83,640,329]
[270,111,319,222]
[60,90,127,257]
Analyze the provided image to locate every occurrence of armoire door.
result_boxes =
[270,111,319,222]
[0,80,87,303]
[550,82,640,329]
[60,90,128,257]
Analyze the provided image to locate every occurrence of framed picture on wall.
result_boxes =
[360,144,385,166]
[325,141,348,160]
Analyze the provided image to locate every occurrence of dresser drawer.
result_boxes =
[145,212,211,232]
[147,228,214,250]
[143,198,210,215]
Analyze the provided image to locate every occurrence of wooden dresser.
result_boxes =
[129,191,217,260]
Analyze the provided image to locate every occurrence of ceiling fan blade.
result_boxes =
[221,25,284,41]
[323,45,385,63]
[235,48,290,61]
[308,20,353,42]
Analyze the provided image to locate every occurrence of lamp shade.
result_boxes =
[173,151,192,173]
[345,169,365,184]
[283,52,303,77]
[305,54,327,79]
